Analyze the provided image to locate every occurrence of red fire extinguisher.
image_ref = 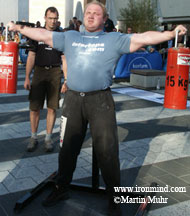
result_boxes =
[0,26,18,94]
[164,30,190,109]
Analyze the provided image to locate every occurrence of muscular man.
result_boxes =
[24,7,67,152]
[8,1,187,215]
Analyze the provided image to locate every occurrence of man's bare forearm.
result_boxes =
[7,22,53,47]
[25,51,35,78]
[139,30,175,45]
[130,25,187,53]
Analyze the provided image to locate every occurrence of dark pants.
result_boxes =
[57,88,120,195]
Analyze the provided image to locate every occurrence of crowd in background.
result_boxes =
[0,14,119,65]
[0,15,144,44]
[0,21,23,42]
[0,15,119,49]
[0,14,119,45]
[1,16,190,44]
[1,16,189,67]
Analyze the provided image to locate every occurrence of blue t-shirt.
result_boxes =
[53,30,131,92]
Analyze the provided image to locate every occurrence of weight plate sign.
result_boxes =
[177,53,190,65]
[0,52,14,79]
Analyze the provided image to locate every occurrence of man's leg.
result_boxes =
[86,90,121,214]
[30,110,40,133]
[45,67,62,152]
[57,91,88,187]
[46,108,56,134]
[44,107,56,152]
[87,91,120,192]
[27,109,40,152]
[27,66,46,152]
[57,114,87,187]
[42,90,88,206]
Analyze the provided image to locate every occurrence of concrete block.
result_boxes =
[130,69,166,89]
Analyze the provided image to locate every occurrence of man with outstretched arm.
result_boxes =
[8,1,187,215]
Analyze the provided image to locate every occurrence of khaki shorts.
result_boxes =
[29,66,62,111]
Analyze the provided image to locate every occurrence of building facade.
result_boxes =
[0,0,105,28]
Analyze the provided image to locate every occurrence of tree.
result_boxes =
[120,0,159,33]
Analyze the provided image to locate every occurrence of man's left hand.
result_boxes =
[61,82,68,93]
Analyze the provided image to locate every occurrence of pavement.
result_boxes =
[0,65,190,216]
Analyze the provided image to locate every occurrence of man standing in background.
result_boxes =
[104,13,115,32]
[24,6,67,152]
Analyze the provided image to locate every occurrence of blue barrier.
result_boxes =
[115,51,163,78]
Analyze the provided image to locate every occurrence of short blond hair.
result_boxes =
[84,0,107,18]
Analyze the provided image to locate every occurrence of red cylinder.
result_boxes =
[164,47,190,109]
[0,41,18,94]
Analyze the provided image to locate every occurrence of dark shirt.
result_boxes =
[104,18,115,32]
[0,26,5,33]
[29,27,63,66]
[68,23,75,30]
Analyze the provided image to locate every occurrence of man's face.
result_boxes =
[127,28,132,34]
[73,18,77,24]
[44,11,58,31]
[84,4,105,32]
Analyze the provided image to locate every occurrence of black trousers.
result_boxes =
[57,88,120,195]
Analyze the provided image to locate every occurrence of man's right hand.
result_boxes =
[7,22,18,32]
[24,78,31,90]
[61,82,68,93]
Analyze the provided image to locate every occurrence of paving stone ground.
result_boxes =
[0,66,190,215]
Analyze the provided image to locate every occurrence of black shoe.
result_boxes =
[108,197,122,216]
[27,138,38,152]
[42,185,70,207]
[44,139,54,152]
